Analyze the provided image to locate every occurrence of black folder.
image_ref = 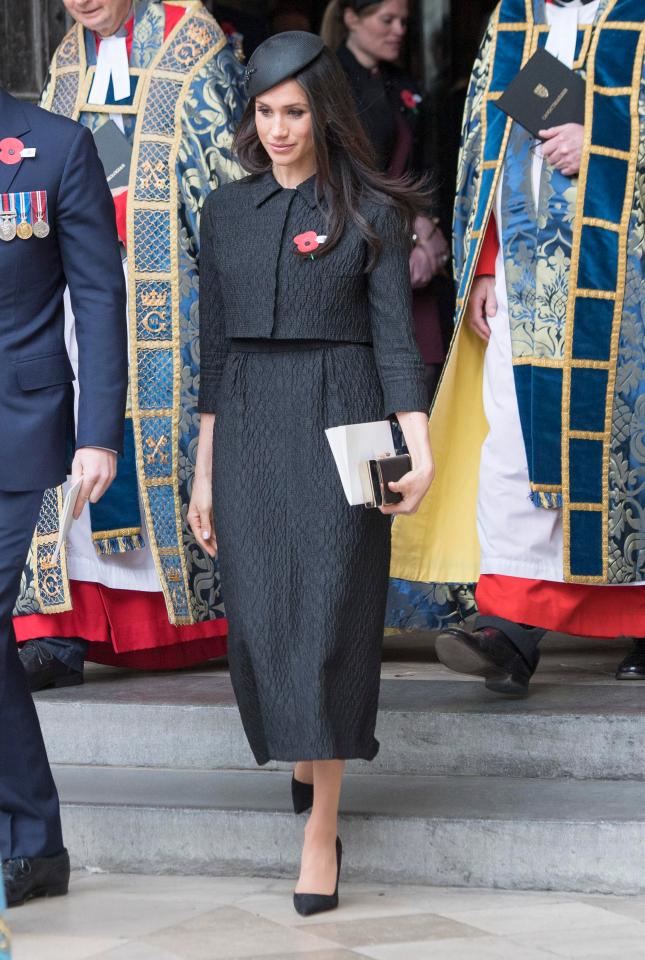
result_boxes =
[92,119,132,192]
[496,47,585,139]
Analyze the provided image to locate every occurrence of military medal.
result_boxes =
[31,190,50,239]
[16,192,32,240]
[0,193,16,241]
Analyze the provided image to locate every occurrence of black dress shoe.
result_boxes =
[291,775,314,815]
[3,849,70,907]
[19,640,83,692]
[616,639,645,680]
[435,625,539,697]
[293,837,342,917]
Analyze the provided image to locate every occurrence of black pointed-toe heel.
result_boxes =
[293,836,342,917]
[291,775,314,814]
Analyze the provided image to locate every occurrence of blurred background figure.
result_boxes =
[271,0,314,32]
[212,1,271,55]
[322,0,451,401]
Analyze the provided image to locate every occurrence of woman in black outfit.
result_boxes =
[323,0,451,399]
[189,32,433,916]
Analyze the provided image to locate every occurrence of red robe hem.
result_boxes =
[14,580,227,671]
[476,574,645,638]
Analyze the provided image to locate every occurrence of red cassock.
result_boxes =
[14,4,227,670]
[474,216,643,638]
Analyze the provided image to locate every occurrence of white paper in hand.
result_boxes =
[325,420,395,505]
[52,478,84,562]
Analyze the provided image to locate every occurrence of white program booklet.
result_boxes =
[52,477,84,562]
[325,420,395,506]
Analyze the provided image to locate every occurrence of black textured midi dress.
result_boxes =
[198,171,428,765]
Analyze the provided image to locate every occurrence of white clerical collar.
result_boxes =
[88,20,131,105]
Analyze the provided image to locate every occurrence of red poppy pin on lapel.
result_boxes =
[0,138,36,164]
[400,90,422,112]
[293,231,327,259]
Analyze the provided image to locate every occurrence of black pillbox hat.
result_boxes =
[244,31,326,98]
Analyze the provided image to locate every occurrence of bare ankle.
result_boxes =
[294,761,313,784]
[304,818,337,844]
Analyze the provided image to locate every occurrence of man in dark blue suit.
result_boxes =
[0,86,127,906]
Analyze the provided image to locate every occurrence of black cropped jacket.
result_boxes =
[198,171,428,417]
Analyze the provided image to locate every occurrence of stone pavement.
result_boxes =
[8,871,645,960]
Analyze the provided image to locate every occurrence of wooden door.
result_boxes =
[0,0,71,102]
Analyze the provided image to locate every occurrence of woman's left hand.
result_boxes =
[409,215,451,289]
[380,463,434,516]
[409,245,434,289]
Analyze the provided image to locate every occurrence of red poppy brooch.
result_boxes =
[400,89,422,113]
[293,230,327,260]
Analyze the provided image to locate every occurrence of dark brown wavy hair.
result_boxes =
[233,45,432,269]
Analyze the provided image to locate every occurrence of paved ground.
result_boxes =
[8,871,645,960]
[12,632,643,957]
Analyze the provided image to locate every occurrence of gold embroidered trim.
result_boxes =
[455,4,535,336]
[577,288,617,300]
[574,24,594,68]
[33,487,72,614]
[569,430,605,440]
[589,145,631,160]
[602,20,644,29]
[593,85,634,95]
[91,527,142,541]
[78,66,147,114]
[512,357,611,369]
[581,216,621,231]
[561,0,645,582]
[127,7,227,624]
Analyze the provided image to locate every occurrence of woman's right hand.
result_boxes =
[467,275,497,342]
[188,472,217,558]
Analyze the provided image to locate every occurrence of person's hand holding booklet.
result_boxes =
[52,478,84,562]
[496,48,585,139]
[325,420,411,509]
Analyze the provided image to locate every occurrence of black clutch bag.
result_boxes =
[360,454,412,508]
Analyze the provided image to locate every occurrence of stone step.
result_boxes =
[37,672,645,780]
[55,764,645,894]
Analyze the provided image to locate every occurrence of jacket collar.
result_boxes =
[252,170,320,210]
[0,88,30,139]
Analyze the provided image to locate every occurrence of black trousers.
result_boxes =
[475,614,545,663]
[0,489,63,859]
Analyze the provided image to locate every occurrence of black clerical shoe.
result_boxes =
[293,837,342,917]
[615,639,645,680]
[19,640,83,692]
[291,775,314,815]
[3,849,70,907]
[435,625,539,697]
